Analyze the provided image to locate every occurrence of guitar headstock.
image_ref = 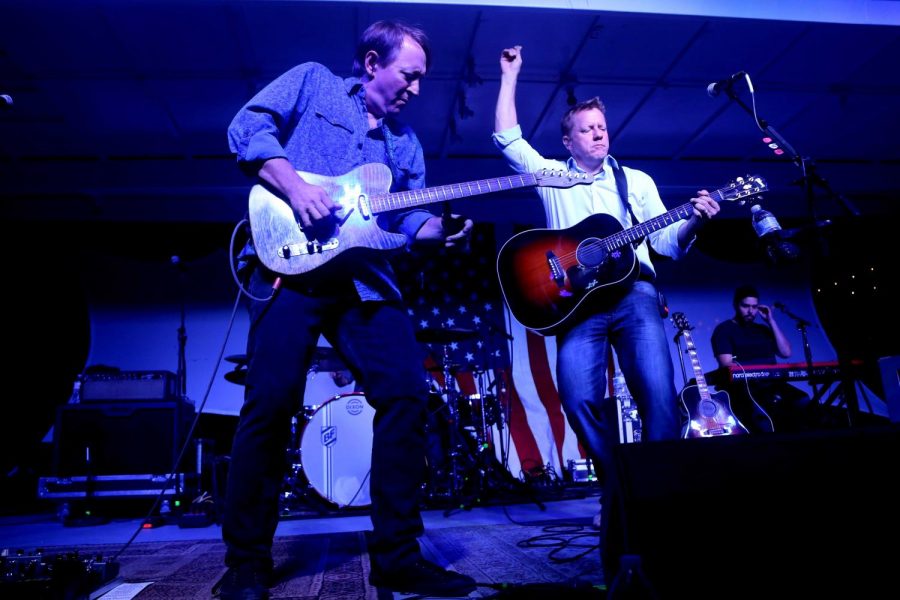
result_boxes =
[534,169,593,189]
[671,311,693,332]
[717,174,768,203]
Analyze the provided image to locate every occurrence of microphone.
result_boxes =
[707,72,745,97]
[774,302,786,311]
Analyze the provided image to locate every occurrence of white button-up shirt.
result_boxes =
[493,124,693,278]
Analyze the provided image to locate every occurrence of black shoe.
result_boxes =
[212,563,270,600]
[369,558,476,597]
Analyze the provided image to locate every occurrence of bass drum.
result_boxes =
[299,392,374,508]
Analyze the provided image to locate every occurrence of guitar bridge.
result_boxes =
[546,251,566,288]
[278,238,340,258]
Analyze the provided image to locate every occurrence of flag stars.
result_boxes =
[419,320,429,329]
[465,352,475,362]
[473,316,482,325]
[446,317,457,327]
[484,303,493,312]
[431,307,441,316]
[458,306,467,314]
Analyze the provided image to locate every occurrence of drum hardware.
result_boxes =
[424,363,544,512]
[417,326,526,511]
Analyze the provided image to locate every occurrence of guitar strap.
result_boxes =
[611,161,640,226]
[612,161,661,303]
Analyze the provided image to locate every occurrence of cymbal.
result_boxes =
[224,367,247,385]
[311,346,347,372]
[225,354,248,365]
[416,327,477,344]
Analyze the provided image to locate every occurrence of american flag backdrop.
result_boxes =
[393,223,592,481]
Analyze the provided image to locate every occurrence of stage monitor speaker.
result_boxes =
[54,399,196,477]
[605,425,900,599]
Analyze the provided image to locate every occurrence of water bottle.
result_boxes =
[751,204,797,262]
[750,204,782,239]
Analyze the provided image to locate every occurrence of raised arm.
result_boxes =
[495,45,523,133]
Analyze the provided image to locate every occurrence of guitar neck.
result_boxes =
[606,202,693,250]
[606,185,734,250]
[682,330,711,399]
[369,173,540,213]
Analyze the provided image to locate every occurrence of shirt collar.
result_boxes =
[565,154,620,177]
[346,77,385,128]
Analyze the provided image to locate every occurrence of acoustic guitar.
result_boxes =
[496,175,767,335]
[671,312,748,438]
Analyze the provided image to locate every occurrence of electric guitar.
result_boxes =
[247,163,591,276]
[496,175,767,335]
[671,312,749,438]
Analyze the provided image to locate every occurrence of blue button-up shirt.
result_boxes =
[228,61,433,300]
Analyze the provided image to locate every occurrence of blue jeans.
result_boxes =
[556,281,681,478]
[223,267,431,572]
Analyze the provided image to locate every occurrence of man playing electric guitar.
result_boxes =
[493,45,721,577]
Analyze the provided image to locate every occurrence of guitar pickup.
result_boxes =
[278,238,340,258]
[546,251,566,288]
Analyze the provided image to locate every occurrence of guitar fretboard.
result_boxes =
[369,173,540,212]
[682,330,711,400]
[603,203,694,251]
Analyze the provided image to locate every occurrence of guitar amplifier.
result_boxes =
[81,370,177,402]
[53,399,196,476]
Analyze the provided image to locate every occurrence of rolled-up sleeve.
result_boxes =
[227,64,319,172]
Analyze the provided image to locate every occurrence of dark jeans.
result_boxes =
[223,267,431,572]
[556,281,681,480]
[555,282,681,578]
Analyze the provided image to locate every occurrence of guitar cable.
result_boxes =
[110,217,280,562]
[732,359,776,433]
[111,279,245,563]
[229,218,280,302]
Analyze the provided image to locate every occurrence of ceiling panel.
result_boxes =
[1,0,897,225]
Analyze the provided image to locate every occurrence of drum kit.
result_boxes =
[223,329,509,512]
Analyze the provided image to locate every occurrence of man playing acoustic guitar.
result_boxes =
[493,44,720,576]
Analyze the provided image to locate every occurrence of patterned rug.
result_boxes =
[56,521,605,599]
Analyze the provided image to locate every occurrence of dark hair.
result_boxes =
[560,96,607,137]
[351,20,432,77]
[733,284,760,306]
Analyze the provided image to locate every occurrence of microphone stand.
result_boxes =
[720,84,860,259]
[172,256,188,400]
[776,304,818,399]
[719,80,864,413]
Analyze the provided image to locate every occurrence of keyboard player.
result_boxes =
[710,285,816,433]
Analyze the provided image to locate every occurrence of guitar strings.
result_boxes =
[516,182,743,274]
